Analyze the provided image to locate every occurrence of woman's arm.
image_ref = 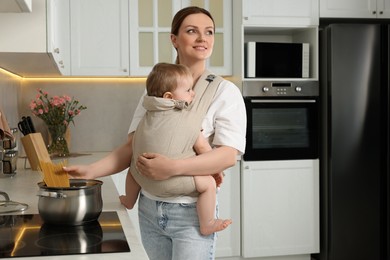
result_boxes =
[136,145,237,180]
[64,133,134,179]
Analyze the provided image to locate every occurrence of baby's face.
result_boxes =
[171,75,195,103]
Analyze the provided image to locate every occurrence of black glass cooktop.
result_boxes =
[0,211,130,258]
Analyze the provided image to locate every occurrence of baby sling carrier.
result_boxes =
[131,71,223,198]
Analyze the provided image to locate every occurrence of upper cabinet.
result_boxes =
[70,0,129,76]
[240,0,319,82]
[320,0,390,18]
[47,0,70,75]
[0,0,232,77]
[0,0,32,13]
[129,0,233,76]
[0,0,67,77]
[243,0,319,26]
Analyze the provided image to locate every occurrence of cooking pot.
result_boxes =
[37,179,103,226]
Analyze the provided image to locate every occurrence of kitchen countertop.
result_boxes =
[0,152,149,260]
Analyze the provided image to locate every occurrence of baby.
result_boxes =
[120,62,231,235]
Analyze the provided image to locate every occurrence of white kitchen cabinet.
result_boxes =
[320,0,390,18]
[241,160,319,258]
[242,0,319,26]
[47,0,70,75]
[215,162,241,258]
[129,0,232,76]
[70,0,129,76]
[240,0,319,82]
[0,0,67,76]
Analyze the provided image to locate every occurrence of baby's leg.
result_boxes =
[119,168,141,209]
[194,175,232,236]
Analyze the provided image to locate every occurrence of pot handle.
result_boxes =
[37,190,67,199]
[0,191,10,201]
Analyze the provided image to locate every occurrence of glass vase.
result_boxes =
[47,124,70,157]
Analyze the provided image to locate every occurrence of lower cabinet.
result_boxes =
[241,160,319,259]
[215,162,241,258]
[113,160,319,260]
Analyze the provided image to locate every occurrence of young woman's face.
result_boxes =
[170,75,195,103]
[171,13,215,64]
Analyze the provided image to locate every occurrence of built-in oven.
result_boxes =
[243,81,319,161]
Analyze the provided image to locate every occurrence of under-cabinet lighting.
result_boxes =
[0,67,147,82]
[0,68,23,79]
[25,77,146,83]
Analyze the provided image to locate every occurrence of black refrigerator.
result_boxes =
[318,21,390,260]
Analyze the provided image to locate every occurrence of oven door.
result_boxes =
[244,97,319,161]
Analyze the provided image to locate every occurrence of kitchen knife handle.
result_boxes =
[26,116,36,133]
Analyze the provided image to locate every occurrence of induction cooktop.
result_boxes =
[0,211,130,258]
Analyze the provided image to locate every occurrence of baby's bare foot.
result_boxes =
[200,219,232,236]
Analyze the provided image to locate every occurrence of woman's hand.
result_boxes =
[63,164,95,179]
[136,153,177,180]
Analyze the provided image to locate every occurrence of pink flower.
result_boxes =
[29,102,37,109]
[30,88,87,127]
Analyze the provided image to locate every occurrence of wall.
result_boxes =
[18,78,146,154]
[1,69,146,154]
[0,70,21,131]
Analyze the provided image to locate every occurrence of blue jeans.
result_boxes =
[138,193,216,260]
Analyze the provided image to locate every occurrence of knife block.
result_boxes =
[21,133,51,170]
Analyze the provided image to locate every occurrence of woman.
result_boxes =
[64,6,246,260]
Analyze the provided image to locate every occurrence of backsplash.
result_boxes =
[0,71,20,131]
[1,70,146,154]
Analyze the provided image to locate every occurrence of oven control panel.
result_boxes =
[243,81,319,97]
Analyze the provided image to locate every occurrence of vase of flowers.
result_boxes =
[30,89,87,157]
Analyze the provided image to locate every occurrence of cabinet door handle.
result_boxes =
[373,11,376,14]
[380,11,384,15]
[54,48,60,54]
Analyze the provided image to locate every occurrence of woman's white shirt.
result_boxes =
[129,79,246,203]
[129,79,246,154]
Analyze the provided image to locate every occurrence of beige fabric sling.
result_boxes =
[130,71,223,198]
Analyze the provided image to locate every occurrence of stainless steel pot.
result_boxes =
[37,179,103,226]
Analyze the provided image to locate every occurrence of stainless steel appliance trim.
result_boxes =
[243,80,319,97]
[251,99,317,103]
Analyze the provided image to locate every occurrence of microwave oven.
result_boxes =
[245,42,309,78]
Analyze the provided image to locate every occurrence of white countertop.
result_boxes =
[0,152,148,260]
